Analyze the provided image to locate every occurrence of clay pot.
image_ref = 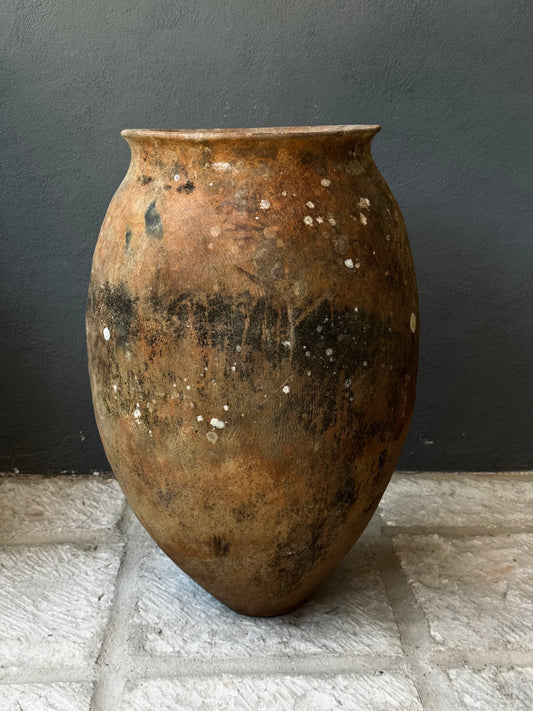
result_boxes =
[86,125,418,616]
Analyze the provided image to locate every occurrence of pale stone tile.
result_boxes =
[120,674,423,711]
[0,682,93,711]
[393,533,533,650]
[0,543,123,669]
[0,477,124,543]
[131,525,402,657]
[380,475,533,529]
[448,667,533,711]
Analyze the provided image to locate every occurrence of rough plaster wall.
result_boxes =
[0,0,531,472]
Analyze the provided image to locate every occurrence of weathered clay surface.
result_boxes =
[86,125,418,616]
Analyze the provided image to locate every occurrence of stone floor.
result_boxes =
[0,471,531,711]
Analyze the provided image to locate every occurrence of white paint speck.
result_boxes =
[212,162,232,172]
[316,216,324,224]
[236,345,242,352]
[344,258,354,269]
[307,370,312,376]
[206,431,218,443]
[358,197,370,208]
[223,404,229,411]
[197,415,204,422]
[355,262,361,269]
[305,351,311,357]
[133,405,142,423]
[360,213,368,225]
[210,226,221,237]
[325,348,333,356]
[328,217,336,226]
[231,365,236,371]
[103,327,111,341]
[186,385,191,390]
[363,360,368,367]
[210,417,225,429]
[173,174,180,181]
[112,384,117,393]
[345,378,352,388]
[321,178,331,187]
[282,385,290,394]
[410,312,417,333]
[209,182,213,186]
[281,190,287,196]
[306,201,315,209]
[303,215,313,226]
[282,340,291,348]
[259,199,270,210]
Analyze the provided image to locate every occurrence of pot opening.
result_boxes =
[121,125,381,142]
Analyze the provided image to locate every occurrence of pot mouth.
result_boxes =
[121,124,381,141]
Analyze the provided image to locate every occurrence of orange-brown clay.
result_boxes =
[86,126,418,616]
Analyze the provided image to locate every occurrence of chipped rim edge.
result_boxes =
[121,125,382,142]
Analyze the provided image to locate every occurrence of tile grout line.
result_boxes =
[380,524,533,539]
[90,505,144,711]
[430,649,533,669]
[392,471,533,481]
[129,652,407,680]
[0,528,125,548]
[0,666,96,686]
[367,514,465,711]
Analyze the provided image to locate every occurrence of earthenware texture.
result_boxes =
[86,125,418,616]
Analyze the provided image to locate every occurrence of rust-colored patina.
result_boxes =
[86,125,418,616]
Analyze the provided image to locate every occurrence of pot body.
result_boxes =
[86,126,418,616]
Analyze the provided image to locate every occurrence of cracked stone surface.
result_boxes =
[392,533,533,650]
[0,682,93,711]
[380,474,533,529]
[0,542,123,669]
[448,667,533,711]
[0,476,124,543]
[120,674,424,710]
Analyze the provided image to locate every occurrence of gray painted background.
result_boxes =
[1,0,531,473]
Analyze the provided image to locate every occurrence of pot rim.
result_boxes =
[121,125,381,141]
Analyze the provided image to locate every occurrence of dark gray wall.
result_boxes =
[1,0,531,473]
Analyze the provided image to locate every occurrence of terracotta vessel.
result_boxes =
[86,125,418,616]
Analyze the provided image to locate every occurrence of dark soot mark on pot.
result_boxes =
[124,229,132,248]
[89,281,138,349]
[91,289,406,445]
[334,470,359,507]
[139,175,153,185]
[372,448,389,485]
[141,290,401,433]
[145,200,163,239]
[177,179,195,194]
[232,503,256,523]
[212,536,231,556]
